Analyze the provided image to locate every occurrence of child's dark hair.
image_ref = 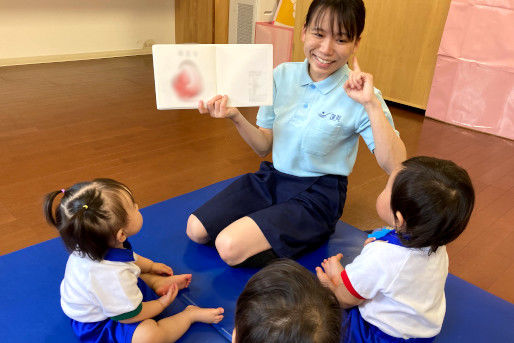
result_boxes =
[234,259,342,343]
[305,0,366,42]
[392,156,475,253]
[43,178,135,261]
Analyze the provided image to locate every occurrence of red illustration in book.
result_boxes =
[172,60,203,99]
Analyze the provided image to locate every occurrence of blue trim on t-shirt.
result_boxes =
[368,227,394,240]
[368,227,404,247]
[104,240,135,262]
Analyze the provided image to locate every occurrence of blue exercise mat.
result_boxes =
[1,178,513,342]
[0,237,226,343]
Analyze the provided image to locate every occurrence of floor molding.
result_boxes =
[0,48,153,67]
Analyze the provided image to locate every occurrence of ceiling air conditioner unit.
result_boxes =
[228,0,278,44]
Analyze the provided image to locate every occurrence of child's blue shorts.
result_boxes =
[193,161,348,258]
[69,278,159,343]
[344,307,436,343]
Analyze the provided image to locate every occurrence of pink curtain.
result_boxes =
[426,0,514,140]
[254,22,294,68]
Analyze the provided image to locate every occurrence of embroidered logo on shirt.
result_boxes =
[318,112,341,121]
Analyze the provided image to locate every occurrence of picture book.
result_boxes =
[152,44,273,109]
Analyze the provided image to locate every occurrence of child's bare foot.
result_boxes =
[155,274,192,296]
[185,305,224,324]
[321,253,344,285]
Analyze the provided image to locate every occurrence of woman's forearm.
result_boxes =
[364,98,406,174]
[231,112,273,157]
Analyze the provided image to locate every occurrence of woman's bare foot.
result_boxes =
[155,274,192,296]
[185,305,224,324]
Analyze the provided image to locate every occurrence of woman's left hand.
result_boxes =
[343,56,377,107]
[151,262,174,276]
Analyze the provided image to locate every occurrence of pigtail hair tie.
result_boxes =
[82,205,88,210]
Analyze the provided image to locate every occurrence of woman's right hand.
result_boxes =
[198,95,241,120]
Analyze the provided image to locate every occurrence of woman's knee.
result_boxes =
[215,231,245,266]
[132,319,165,343]
[186,214,209,244]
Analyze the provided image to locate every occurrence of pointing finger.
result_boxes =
[352,55,361,73]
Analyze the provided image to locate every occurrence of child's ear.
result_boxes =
[116,229,127,244]
[395,211,405,229]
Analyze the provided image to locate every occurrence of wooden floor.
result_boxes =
[1,55,512,303]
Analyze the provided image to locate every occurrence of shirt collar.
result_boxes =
[298,59,349,94]
[104,240,135,262]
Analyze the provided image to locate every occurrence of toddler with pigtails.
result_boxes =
[44,178,224,343]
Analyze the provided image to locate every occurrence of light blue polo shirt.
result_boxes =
[256,60,398,177]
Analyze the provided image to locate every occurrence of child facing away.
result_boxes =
[233,259,342,343]
[44,178,224,343]
[316,156,475,342]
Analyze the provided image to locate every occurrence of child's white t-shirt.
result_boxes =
[344,241,448,339]
[60,251,143,322]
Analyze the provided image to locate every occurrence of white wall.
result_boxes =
[0,0,175,65]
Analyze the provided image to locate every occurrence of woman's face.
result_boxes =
[302,9,359,82]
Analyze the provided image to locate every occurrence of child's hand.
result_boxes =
[157,283,178,309]
[363,237,376,247]
[321,253,345,286]
[198,95,241,120]
[343,56,378,107]
[316,267,337,292]
[151,262,173,276]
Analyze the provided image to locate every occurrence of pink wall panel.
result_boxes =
[254,22,293,68]
[426,0,514,140]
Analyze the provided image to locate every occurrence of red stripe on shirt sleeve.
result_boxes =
[341,270,366,299]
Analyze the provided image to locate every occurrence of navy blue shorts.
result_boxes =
[193,161,348,258]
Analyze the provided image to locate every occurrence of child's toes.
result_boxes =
[207,308,224,323]
[214,309,224,323]
[174,274,192,290]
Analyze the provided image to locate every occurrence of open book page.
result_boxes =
[152,44,218,109]
[215,44,273,107]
